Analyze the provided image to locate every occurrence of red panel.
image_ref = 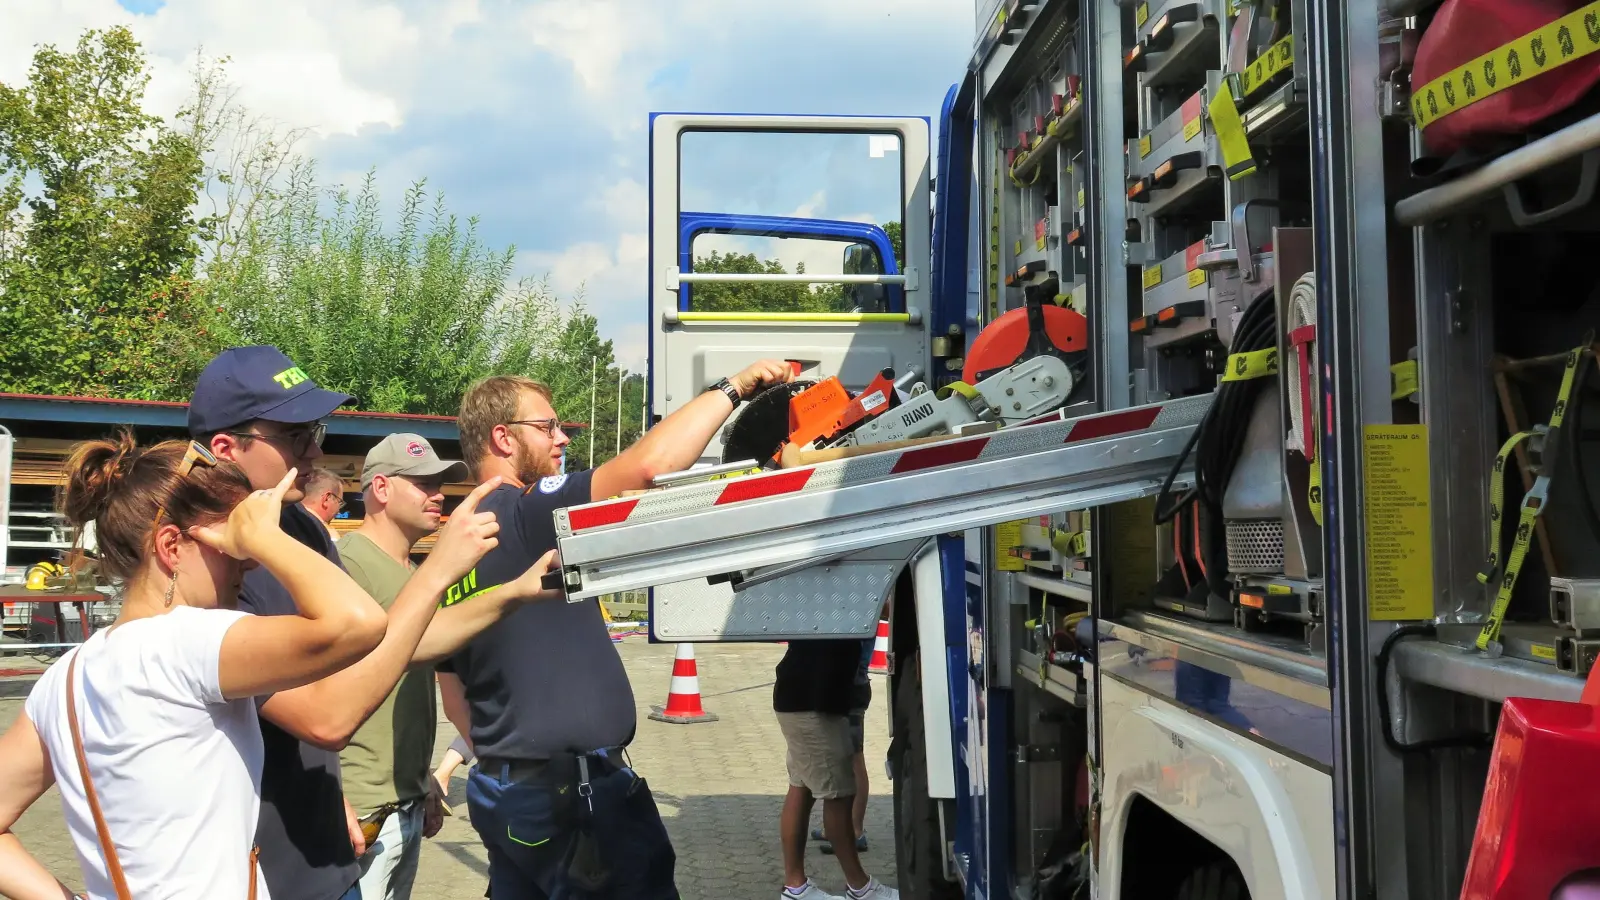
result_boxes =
[1460,697,1600,900]
[568,498,639,531]
[1181,91,1203,125]
[715,468,814,505]
[1063,406,1162,443]
[1184,239,1206,272]
[890,438,990,474]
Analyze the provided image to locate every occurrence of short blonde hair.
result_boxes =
[458,375,554,475]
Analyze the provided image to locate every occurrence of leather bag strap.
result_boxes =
[66,653,133,900]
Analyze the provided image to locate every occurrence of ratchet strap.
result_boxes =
[1411,1,1600,131]
[1475,334,1592,650]
[1220,347,1279,383]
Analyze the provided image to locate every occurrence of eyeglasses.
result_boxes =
[505,418,562,437]
[227,422,327,458]
[153,441,219,531]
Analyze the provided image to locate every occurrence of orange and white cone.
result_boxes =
[868,619,890,675]
[648,643,719,724]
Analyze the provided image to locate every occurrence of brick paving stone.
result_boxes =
[1,637,897,899]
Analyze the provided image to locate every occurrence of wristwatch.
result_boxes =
[709,377,743,407]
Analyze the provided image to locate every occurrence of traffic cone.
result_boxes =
[648,644,719,724]
[868,619,890,675]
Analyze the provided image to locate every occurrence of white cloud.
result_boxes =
[5,0,974,374]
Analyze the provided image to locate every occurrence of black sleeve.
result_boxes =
[514,470,597,548]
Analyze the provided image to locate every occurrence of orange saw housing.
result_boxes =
[963,302,1090,385]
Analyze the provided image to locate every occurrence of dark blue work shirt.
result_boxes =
[439,473,638,761]
[237,503,359,900]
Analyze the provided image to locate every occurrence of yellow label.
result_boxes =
[1363,425,1435,621]
[996,520,1025,572]
[1390,360,1420,400]
[708,467,761,481]
[1015,239,1023,256]
[1241,34,1295,97]
[1139,134,1152,158]
[1221,348,1279,382]
[1136,2,1149,27]
[1186,268,1206,289]
[1266,584,1292,595]
[1076,187,1085,209]
[1531,643,1558,661]
[1208,83,1257,180]
[1413,1,1600,130]
[1182,116,1202,142]
[1143,265,1163,290]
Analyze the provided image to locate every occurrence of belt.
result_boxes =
[480,748,627,784]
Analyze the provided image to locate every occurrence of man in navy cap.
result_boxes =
[190,346,562,900]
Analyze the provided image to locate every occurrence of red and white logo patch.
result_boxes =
[406,441,426,458]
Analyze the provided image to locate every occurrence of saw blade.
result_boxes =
[721,380,818,465]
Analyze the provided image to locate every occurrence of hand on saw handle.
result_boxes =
[727,359,797,399]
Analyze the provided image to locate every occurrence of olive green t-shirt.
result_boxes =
[336,532,437,814]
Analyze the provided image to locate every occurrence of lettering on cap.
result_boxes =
[273,367,310,390]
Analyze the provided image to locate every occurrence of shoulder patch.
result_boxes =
[538,474,568,494]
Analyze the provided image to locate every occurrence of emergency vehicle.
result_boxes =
[554,0,1600,897]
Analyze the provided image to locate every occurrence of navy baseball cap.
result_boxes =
[187,346,354,437]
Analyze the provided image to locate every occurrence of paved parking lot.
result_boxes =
[1,636,897,899]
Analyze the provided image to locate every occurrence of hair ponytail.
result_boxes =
[56,429,253,581]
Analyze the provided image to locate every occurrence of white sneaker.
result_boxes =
[846,879,900,900]
[780,879,843,900]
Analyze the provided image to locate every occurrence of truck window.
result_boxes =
[687,231,893,313]
[678,129,906,315]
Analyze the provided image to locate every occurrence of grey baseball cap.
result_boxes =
[361,433,469,488]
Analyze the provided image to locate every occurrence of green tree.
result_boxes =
[525,311,643,470]
[688,250,850,313]
[0,26,222,398]
[882,220,904,271]
[203,161,583,415]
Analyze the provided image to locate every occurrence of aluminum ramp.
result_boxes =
[553,395,1212,599]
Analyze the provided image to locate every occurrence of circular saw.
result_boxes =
[722,379,818,466]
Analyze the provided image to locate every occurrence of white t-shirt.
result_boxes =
[24,606,268,900]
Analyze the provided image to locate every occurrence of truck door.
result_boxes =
[648,115,932,462]
[645,114,932,641]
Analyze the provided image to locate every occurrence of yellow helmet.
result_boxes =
[25,561,63,591]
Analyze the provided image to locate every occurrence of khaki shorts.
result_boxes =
[776,711,857,799]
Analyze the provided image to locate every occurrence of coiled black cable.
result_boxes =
[1153,289,1280,597]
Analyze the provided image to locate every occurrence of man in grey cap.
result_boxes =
[337,433,554,900]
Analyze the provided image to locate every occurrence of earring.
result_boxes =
[163,569,178,608]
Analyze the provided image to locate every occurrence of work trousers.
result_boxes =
[466,753,679,900]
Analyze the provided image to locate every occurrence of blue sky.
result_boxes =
[5,0,977,370]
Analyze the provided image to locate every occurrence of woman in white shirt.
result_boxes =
[0,432,505,899]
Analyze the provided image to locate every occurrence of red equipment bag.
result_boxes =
[1412,0,1600,159]
[1458,665,1600,899]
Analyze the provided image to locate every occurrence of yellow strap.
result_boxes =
[937,381,979,400]
[1390,360,1420,400]
[1220,347,1279,382]
[1308,443,1323,527]
[1475,335,1591,649]
[1412,2,1600,130]
[1476,430,1537,587]
[989,132,1003,322]
[1051,529,1088,557]
[1241,35,1295,97]
[1207,84,1257,181]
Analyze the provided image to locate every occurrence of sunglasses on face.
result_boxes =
[228,422,327,457]
[153,441,219,531]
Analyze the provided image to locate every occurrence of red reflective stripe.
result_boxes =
[715,468,813,505]
[568,499,639,531]
[1064,406,1162,443]
[890,438,990,474]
